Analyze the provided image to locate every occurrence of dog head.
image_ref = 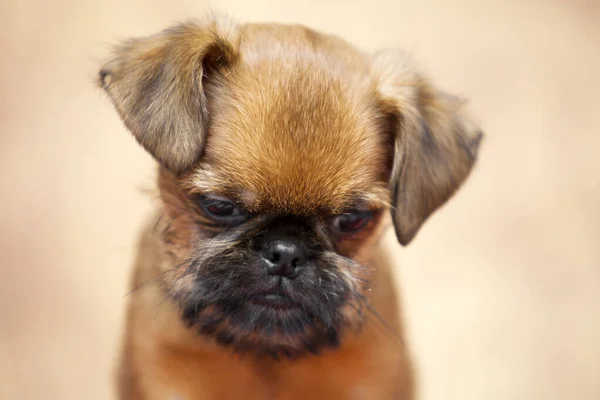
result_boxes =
[99,15,482,358]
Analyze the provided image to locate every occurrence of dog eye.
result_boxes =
[194,194,247,224]
[331,211,372,234]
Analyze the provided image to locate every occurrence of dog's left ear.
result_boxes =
[372,50,483,246]
[98,16,239,174]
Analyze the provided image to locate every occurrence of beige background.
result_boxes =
[1,0,599,399]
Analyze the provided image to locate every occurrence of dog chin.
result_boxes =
[179,297,348,359]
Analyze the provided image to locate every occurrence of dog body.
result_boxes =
[100,15,482,400]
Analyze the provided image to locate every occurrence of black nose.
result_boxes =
[261,239,306,278]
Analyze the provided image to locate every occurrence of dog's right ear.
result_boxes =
[98,17,239,174]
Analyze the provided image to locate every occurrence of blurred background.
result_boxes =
[1,0,599,399]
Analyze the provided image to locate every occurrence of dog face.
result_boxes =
[100,16,482,357]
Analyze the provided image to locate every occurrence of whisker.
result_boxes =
[353,293,406,348]
[152,212,166,234]
[173,260,198,295]
[124,258,194,297]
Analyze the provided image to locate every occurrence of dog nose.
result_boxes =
[262,239,306,278]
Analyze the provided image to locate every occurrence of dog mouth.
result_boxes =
[177,281,353,358]
[247,285,300,310]
[176,259,360,357]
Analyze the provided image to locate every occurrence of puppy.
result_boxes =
[99,14,482,400]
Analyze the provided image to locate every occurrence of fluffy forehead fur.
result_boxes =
[191,24,390,214]
[193,26,390,214]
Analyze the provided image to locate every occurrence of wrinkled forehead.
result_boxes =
[191,58,390,214]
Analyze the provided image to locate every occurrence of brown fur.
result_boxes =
[372,50,483,244]
[100,13,482,400]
